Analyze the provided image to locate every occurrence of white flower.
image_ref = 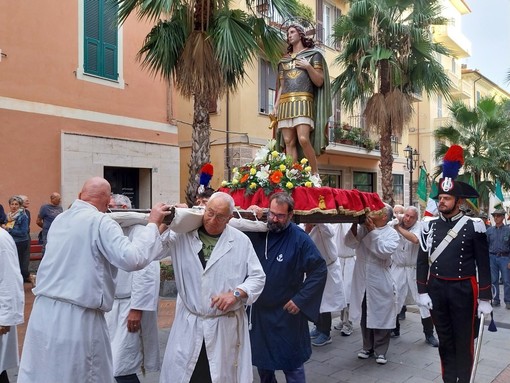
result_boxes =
[256,165,270,181]
[266,139,277,151]
[309,173,322,187]
[286,169,300,180]
[253,147,270,165]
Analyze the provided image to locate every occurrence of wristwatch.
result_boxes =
[233,289,242,301]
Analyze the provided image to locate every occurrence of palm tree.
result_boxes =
[117,0,299,204]
[331,0,451,205]
[434,97,510,208]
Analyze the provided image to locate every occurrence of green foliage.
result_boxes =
[160,263,174,281]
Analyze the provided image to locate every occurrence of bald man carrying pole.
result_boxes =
[18,177,171,383]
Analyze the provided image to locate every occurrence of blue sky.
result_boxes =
[462,0,510,92]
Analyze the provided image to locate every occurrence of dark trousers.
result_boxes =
[315,312,332,336]
[15,239,30,281]
[257,365,305,383]
[0,370,9,383]
[115,374,140,383]
[429,276,477,383]
[360,295,390,356]
[190,341,212,383]
[395,315,434,336]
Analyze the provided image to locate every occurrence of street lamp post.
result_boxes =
[404,145,419,206]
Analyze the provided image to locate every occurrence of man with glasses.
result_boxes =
[246,192,327,383]
[159,192,265,383]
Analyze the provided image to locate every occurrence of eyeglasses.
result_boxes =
[205,208,230,223]
[268,211,288,221]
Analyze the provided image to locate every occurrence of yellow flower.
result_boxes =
[300,158,308,165]
[232,179,239,185]
[232,167,238,173]
[271,151,279,158]
[221,180,228,187]
[305,181,313,188]
[279,164,286,171]
[249,182,257,189]
[304,166,312,173]
[250,167,257,175]
[286,182,294,189]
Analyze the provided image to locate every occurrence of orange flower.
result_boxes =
[270,170,283,184]
[292,163,303,171]
[240,174,250,183]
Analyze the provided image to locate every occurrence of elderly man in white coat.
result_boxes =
[18,177,171,383]
[160,192,266,383]
[0,227,24,383]
[390,206,438,347]
[345,204,399,365]
[105,194,163,383]
[305,223,346,347]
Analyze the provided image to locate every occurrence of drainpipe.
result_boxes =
[226,91,231,181]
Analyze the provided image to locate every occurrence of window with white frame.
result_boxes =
[259,59,277,114]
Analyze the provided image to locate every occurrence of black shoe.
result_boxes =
[398,306,406,321]
[425,334,439,347]
[390,330,400,338]
[494,300,501,307]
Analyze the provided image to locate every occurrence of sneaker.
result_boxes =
[341,323,353,336]
[425,334,439,347]
[311,333,332,347]
[334,322,343,331]
[309,327,321,339]
[357,349,374,359]
[376,355,387,364]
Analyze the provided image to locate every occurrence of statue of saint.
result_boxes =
[273,24,332,176]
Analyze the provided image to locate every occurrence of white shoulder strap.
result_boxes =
[429,216,469,264]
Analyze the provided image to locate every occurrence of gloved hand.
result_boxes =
[477,300,493,318]
[418,293,433,310]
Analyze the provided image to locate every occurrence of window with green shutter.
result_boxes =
[84,0,118,81]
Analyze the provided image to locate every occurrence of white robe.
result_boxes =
[333,223,356,304]
[160,225,265,383]
[0,228,24,372]
[106,224,161,376]
[18,199,165,383]
[390,222,430,318]
[345,224,399,329]
[307,224,346,313]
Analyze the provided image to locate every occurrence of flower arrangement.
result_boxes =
[221,140,321,195]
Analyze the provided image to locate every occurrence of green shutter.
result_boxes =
[84,0,118,80]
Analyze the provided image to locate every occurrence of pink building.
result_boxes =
[0,1,180,234]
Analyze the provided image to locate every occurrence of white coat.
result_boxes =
[333,223,356,304]
[106,224,161,376]
[390,222,430,318]
[0,228,24,372]
[160,224,265,383]
[308,224,346,313]
[345,223,399,329]
[18,199,165,383]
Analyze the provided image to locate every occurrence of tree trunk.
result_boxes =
[378,59,394,205]
[185,94,211,206]
[379,124,394,206]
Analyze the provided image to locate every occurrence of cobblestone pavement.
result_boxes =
[8,283,510,383]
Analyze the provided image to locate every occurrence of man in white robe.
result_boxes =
[305,223,346,346]
[345,204,399,365]
[390,206,438,346]
[333,223,356,336]
[18,177,171,383]
[159,192,266,383]
[105,194,162,383]
[0,227,24,383]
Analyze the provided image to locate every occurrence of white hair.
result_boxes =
[207,192,234,214]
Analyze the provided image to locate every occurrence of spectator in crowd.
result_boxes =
[486,208,510,308]
[3,196,30,283]
[346,204,400,365]
[305,223,346,347]
[18,195,31,232]
[18,177,171,383]
[0,227,24,383]
[36,192,63,255]
[195,187,215,207]
[159,192,265,382]
[246,193,327,382]
[390,206,438,347]
[105,194,163,383]
[333,223,356,336]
